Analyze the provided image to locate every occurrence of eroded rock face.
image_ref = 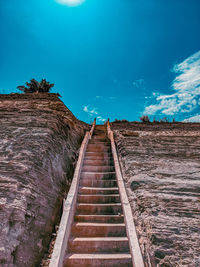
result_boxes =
[111,122,200,267]
[0,93,88,267]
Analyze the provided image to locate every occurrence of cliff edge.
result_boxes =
[112,122,200,267]
[0,93,87,267]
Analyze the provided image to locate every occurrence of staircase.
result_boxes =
[64,125,132,266]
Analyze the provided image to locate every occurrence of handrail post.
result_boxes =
[89,118,96,139]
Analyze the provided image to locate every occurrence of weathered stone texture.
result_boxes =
[111,122,200,267]
[0,93,87,267]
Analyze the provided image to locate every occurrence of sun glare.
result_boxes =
[56,0,85,6]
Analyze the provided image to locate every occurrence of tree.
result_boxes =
[140,115,150,123]
[17,79,54,93]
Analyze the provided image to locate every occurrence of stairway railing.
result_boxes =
[49,119,96,267]
[107,119,144,267]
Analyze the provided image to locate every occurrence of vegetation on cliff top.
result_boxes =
[17,79,54,93]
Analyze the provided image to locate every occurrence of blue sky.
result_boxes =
[0,0,200,123]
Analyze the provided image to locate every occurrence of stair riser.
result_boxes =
[72,225,126,237]
[69,240,129,253]
[88,144,111,148]
[78,188,119,194]
[89,140,109,144]
[85,152,112,157]
[77,204,122,215]
[92,135,107,139]
[81,172,116,180]
[82,166,115,172]
[83,160,114,166]
[75,215,124,223]
[80,180,117,187]
[64,258,132,267]
[87,148,111,153]
[78,195,120,204]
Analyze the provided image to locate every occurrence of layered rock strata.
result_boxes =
[0,93,87,267]
[111,122,200,267]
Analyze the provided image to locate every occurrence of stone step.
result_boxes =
[81,172,116,180]
[93,131,106,135]
[72,222,126,237]
[77,203,122,215]
[85,152,112,157]
[87,147,111,153]
[95,125,106,130]
[78,194,120,204]
[94,129,106,133]
[64,253,132,267]
[88,143,110,147]
[75,214,124,223]
[82,165,115,172]
[62,127,133,266]
[68,237,129,253]
[78,187,119,195]
[84,155,113,161]
[89,140,110,144]
[83,159,114,166]
[80,179,117,188]
[92,135,107,139]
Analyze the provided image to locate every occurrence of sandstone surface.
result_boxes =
[111,122,200,267]
[0,93,87,267]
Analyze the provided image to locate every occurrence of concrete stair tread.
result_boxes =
[78,187,119,195]
[78,194,121,203]
[85,152,112,154]
[77,203,122,207]
[80,180,117,183]
[64,253,132,266]
[70,237,128,241]
[75,214,124,223]
[89,142,110,145]
[75,214,124,218]
[85,153,112,156]
[77,202,122,215]
[80,180,117,188]
[72,222,126,237]
[84,156,113,159]
[66,253,131,259]
[82,166,115,172]
[79,187,118,191]
[83,165,113,167]
[81,171,115,175]
[78,194,120,197]
[89,144,110,146]
[73,222,125,227]
[83,162,114,167]
[69,237,129,253]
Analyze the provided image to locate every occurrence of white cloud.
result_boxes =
[144,50,200,116]
[83,105,98,116]
[183,114,200,122]
[95,95,116,102]
[83,105,106,123]
[132,79,145,88]
[97,116,106,122]
[56,0,85,7]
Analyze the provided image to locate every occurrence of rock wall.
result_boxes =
[0,93,88,267]
[111,122,200,267]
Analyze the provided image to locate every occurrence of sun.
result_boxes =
[56,0,85,6]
